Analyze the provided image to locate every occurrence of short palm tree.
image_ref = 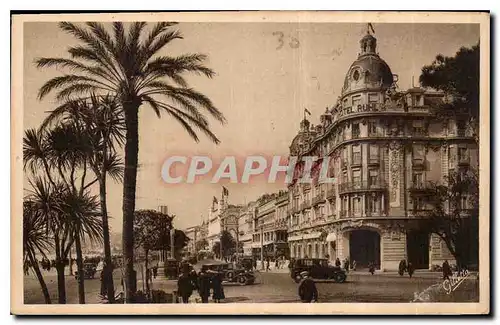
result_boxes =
[23,200,53,304]
[24,125,105,304]
[41,95,124,302]
[36,22,226,301]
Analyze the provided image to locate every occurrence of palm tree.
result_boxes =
[36,22,226,300]
[58,187,103,304]
[25,176,69,303]
[24,125,105,304]
[41,95,124,302]
[23,200,53,304]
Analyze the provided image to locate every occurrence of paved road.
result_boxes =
[24,269,479,304]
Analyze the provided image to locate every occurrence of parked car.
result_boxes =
[203,262,255,285]
[290,258,347,283]
[74,263,97,280]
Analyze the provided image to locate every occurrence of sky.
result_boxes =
[23,22,480,232]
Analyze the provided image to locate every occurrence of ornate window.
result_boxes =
[353,69,360,81]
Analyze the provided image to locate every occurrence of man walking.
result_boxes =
[197,268,211,303]
[298,271,318,303]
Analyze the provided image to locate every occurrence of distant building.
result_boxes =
[252,191,290,259]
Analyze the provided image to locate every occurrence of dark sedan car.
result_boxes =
[290,258,347,283]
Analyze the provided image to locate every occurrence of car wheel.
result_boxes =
[294,274,302,283]
[335,273,346,283]
[238,276,247,285]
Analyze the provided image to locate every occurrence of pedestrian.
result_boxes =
[298,271,318,303]
[197,267,211,303]
[335,257,341,267]
[407,262,414,278]
[275,259,279,270]
[368,261,375,275]
[177,265,194,303]
[152,265,158,279]
[352,260,357,271]
[253,259,257,271]
[212,271,225,303]
[398,259,407,276]
[343,258,349,273]
[442,260,452,280]
[266,258,270,272]
[100,268,107,296]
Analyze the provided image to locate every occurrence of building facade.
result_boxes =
[286,29,478,271]
[238,201,257,256]
[252,191,290,259]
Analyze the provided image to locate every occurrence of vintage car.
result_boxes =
[290,258,347,283]
[202,262,255,285]
[74,263,97,280]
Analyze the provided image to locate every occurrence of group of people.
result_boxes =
[176,264,225,304]
[262,256,287,271]
[398,259,415,278]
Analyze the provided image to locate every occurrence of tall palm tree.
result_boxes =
[41,95,124,302]
[23,200,53,304]
[36,22,226,301]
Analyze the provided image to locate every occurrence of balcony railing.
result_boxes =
[312,192,325,206]
[409,181,434,192]
[277,192,289,203]
[339,210,348,218]
[352,131,360,139]
[410,209,432,217]
[411,127,428,137]
[338,180,387,194]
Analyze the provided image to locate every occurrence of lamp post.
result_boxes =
[260,225,264,270]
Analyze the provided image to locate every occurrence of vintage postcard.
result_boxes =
[11,11,490,315]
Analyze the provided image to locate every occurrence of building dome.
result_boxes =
[342,31,394,94]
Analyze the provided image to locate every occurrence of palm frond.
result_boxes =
[156,101,220,144]
[35,58,113,84]
[38,75,109,100]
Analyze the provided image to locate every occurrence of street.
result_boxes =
[24,269,479,304]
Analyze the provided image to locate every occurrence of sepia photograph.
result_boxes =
[10,11,490,315]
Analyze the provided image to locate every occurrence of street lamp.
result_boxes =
[260,225,264,270]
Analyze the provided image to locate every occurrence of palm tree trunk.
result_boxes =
[74,232,86,304]
[28,250,51,304]
[122,103,140,302]
[99,177,115,303]
[55,261,67,304]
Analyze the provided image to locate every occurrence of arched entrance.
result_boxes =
[349,229,381,268]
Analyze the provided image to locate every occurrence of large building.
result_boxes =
[286,28,478,271]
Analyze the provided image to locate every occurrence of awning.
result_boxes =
[303,232,322,240]
[288,235,303,242]
[326,233,337,242]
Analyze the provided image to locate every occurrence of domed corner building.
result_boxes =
[286,27,478,271]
